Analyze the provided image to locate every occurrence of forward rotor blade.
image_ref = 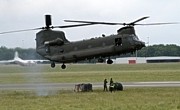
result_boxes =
[129,16,150,25]
[65,19,178,26]
[64,20,125,25]
[0,27,43,34]
[53,23,96,28]
[65,16,150,26]
[135,22,179,26]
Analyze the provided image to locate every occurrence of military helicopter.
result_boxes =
[0,15,177,69]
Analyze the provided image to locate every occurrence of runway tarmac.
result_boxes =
[0,81,180,91]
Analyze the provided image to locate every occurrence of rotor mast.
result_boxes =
[45,15,52,29]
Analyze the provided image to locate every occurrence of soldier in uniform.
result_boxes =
[109,78,114,92]
[104,79,108,91]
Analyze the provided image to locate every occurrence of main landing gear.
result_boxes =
[51,62,55,68]
[107,58,113,64]
[61,63,66,69]
[51,62,66,69]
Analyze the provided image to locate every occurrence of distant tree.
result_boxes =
[0,46,14,60]
[136,44,180,57]
[0,44,180,60]
[0,46,44,60]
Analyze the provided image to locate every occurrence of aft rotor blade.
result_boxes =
[54,23,96,28]
[0,24,95,34]
[0,27,43,34]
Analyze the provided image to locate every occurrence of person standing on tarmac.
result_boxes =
[103,79,108,91]
[109,78,114,92]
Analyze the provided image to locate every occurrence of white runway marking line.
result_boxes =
[0,81,180,90]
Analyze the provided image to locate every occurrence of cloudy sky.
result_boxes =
[0,0,180,48]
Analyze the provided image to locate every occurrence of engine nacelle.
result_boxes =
[44,38,64,46]
[36,30,69,48]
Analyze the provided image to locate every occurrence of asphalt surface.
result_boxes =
[0,81,180,91]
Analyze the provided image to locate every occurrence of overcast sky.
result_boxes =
[0,0,180,48]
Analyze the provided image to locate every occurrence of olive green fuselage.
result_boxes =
[36,27,145,63]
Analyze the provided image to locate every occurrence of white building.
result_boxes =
[114,56,180,64]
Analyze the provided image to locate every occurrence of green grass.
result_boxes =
[0,63,180,83]
[0,63,180,110]
[0,88,180,110]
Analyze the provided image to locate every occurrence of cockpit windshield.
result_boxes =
[132,35,139,41]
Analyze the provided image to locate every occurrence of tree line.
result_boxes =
[0,46,43,60]
[137,44,180,57]
[120,44,180,57]
[0,44,180,60]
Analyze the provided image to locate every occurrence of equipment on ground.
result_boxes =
[114,82,123,91]
[74,83,93,92]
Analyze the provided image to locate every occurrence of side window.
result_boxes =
[115,38,122,46]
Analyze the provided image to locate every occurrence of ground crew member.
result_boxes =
[103,79,108,91]
[109,78,114,92]
[110,78,113,86]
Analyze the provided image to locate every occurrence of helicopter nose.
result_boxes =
[141,41,146,47]
[135,41,146,50]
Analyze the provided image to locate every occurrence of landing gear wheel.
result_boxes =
[51,62,55,68]
[107,59,113,64]
[61,64,66,69]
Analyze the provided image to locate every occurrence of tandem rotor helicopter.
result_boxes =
[0,15,177,69]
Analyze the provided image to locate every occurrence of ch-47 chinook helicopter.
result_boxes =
[0,15,177,69]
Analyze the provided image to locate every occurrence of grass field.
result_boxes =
[0,63,180,110]
[0,63,180,83]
